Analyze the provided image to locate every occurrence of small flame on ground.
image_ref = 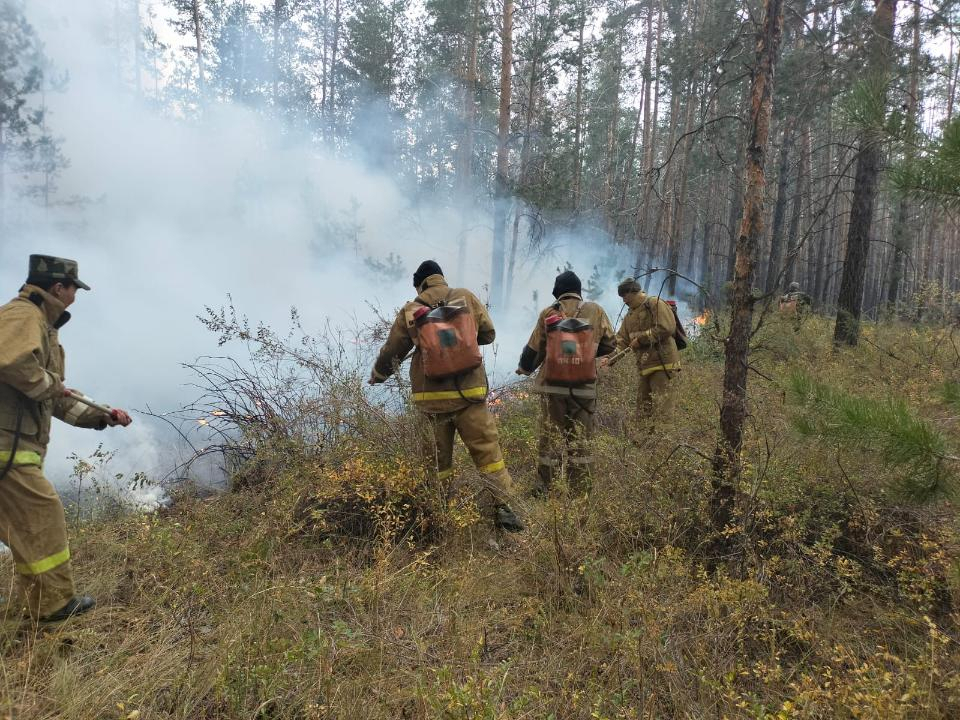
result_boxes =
[693,310,710,327]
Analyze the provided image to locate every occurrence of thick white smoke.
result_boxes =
[2,1,642,499]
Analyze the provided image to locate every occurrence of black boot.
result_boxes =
[532,463,554,498]
[39,595,96,623]
[494,505,525,532]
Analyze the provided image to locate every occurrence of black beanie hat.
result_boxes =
[413,260,443,289]
[552,270,581,299]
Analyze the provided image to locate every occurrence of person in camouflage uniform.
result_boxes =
[779,282,812,329]
[602,278,681,420]
[516,271,616,495]
[369,261,523,532]
[0,255,132,622]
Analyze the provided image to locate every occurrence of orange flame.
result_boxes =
[692,310,710,327]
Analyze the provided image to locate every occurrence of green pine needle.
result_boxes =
[787,371,955,503]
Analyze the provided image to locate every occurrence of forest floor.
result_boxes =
[1,314,959,719]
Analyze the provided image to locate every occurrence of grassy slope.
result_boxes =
[2,315,959,719]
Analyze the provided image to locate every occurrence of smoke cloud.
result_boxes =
[2,0,644,499]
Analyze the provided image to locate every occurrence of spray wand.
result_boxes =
[601,345,632,369]
[66,389,112,416]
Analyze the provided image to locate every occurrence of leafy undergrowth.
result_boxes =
[2,315,960,719]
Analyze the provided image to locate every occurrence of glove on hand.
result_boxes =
[108,408,133,427]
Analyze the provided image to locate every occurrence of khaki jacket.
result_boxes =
[373,274,494,413]
[0,286,107,458]
[521,293,616,399]
[615,292,681,377]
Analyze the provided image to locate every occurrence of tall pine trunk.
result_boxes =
[833,0,897,345]
[490,0,514,308]
[191,0,205,100]
[764,118,795,292]
[456,0,481,279]
[572,3,586,212]
[885,0,920,311]
[712,0,785,532]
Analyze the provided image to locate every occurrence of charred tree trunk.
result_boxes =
[724,80,751,288]
[833,0,897,345]
[764,118,795,292]
[711,0,785,533]
[491,0,514,308]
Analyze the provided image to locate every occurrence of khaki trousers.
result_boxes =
[537,394,596,494]
[421,402,513,506]
[0,463,75,619]
[637,369,675,419]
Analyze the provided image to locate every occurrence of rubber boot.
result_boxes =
[494,505,525,532]
[533,463,554,498]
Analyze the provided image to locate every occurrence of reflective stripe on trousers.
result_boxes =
[0,450,43,467]
[413,386,488,402]
[16,546,70,575]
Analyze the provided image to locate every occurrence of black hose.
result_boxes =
[0,401,24,482]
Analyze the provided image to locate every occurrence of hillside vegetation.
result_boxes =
[2,314,959,719]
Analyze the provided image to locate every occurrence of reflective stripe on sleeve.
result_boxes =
[412,386,488,402]
[478,459,506,474]
[16,547,70,575]
[0,450,43,467]
[23,373,54,400]
[64,401,86,424]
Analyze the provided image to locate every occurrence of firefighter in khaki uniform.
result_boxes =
[369,261,523,532]
[0,255,132,622]
[516,271,616,495]
[602,278,681,418]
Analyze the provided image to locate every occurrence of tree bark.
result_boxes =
[329,0,341,141]
[885,0,920,311]
[456,0,481,279]
[637,0,663,249]
[273,0,283,106]
[784,122,809,287]
[764,118,795,292]
[506,2,544,308]
[572,2,586,212]
[711,0,785,533]
[491,0,514,308]
[191,0,205,100]
[833,0,897,346]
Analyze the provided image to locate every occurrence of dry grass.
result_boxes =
[2,314,959,719]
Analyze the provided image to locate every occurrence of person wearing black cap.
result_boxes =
[516,270,616,496]
[0,255,133,623]
[369,261,524,532]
